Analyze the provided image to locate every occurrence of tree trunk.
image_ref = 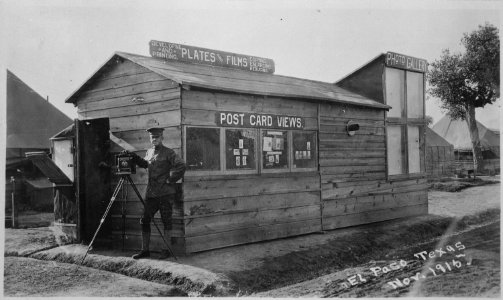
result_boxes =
[465,105,484,176]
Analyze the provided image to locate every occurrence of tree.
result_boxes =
[428,23,499,174]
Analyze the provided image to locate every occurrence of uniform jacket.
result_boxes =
[134,145,186,197]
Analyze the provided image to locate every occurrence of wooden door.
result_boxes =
[75,118,111,242]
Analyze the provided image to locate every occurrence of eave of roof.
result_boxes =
[66,52,390,110]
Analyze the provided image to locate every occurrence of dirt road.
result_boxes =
[258,216,500,297]
[429,183,500,217]
[255,182,500,297]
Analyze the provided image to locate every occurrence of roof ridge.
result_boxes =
[67,51,389,109]
[116,51,352,88]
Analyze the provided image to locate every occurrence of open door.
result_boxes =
[75,118,111,243]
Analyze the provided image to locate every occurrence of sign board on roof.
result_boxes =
[385,52,428,73]
[149,40,275,74]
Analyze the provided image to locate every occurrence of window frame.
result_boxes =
[384,68,426,179]
[183,125,225,176]
[223,127,259,175]
[291,130,318,172]
[184,125,318,176]
[260,129,292,174]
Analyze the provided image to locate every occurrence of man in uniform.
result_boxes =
[126,127,186,259]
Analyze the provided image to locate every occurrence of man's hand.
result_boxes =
[120,150,140,162]
[121,150,138,157]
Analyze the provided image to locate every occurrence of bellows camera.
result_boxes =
[115,153,136,175]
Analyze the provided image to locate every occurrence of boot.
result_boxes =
[132,231,150,259]
[159,229,173,259]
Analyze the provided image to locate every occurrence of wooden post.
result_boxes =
[10,176,18,228]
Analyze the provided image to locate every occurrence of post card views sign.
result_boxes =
[149,40,275,74]
[385,52,428,73]
[216,111,305,129]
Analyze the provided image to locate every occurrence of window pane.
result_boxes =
[186,127,220,170]
[293,131,317,169]
[406,71,424,118]
[385,68,405,118]
[408,126,421,173]
[262,130,288,169]
[387,126,406,175]
[225,129,256,170]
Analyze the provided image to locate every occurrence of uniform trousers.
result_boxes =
[140,194,175,232]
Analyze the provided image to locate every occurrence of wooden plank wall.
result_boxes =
[74,60,184,252]
[336,58,385,103]
[319,102,428,231]
[454,159,500,175]
[181,90,321,252]
[426,145,454,178]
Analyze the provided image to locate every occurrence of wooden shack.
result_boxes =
[65,42,428,254]
[425,127,454,178]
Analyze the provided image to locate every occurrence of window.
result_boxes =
[225,129,257,170]
[186,127,220,171]
[293,131,317,169]
[385,68,425,176]
[407,126,421,173]
[262,130,288,170]
[385,68,405,118]
[185,126,317,174]
[406,72,424,118]
[386,126,406,175]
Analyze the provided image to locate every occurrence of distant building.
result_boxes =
[6,70,72,226]
[425,127,454,178]
[432,116,500,175]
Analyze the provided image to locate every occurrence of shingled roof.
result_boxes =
[7,70,73,149]
[66,52,389,110]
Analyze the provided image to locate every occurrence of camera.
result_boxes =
[115,153,136,175]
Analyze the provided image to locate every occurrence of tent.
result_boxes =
[432,115,500,174]
[7,70,72,151]
[6,70,73,227]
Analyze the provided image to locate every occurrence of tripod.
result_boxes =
[80,175,177,264]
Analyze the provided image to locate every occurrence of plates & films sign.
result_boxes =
[149,40,275,73]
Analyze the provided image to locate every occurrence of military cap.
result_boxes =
[146,127,164,137]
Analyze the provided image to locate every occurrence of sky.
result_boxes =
[1,0,501,129]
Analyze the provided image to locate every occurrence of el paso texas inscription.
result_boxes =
[149,40,275,73]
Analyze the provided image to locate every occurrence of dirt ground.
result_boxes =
[428,176,499,192]
[4,257,185,297]
[258,214,500,297]
[3,179,500,297]
[428,183,500,217]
